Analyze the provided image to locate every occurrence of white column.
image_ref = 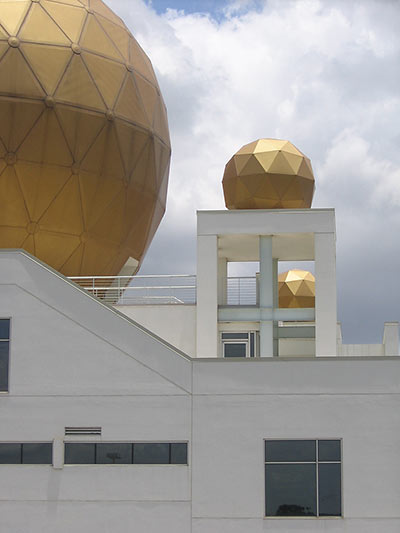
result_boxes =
[53,437,64,469]
[259,236,274,357]
[196,234,218,357]
[383,322,399,356]
[315,232,337,356]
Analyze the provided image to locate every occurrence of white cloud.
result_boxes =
[107,0,400,342]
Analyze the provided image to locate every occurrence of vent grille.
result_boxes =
[65,427,102,436]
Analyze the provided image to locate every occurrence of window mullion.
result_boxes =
[316,440,319,517]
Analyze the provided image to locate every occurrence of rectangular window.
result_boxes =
[0,443,52,464]
[64,442,188,465]
[265,439,341,517]
[0,319,10,392]
[221,332,258,358]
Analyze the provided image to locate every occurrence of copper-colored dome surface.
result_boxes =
[278,269,315,308]
[0,0,170,276]
[223,139,314,210]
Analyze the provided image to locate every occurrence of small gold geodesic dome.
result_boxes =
[0,0,170,276]
[223,139,315,209]
[278,269,315,308]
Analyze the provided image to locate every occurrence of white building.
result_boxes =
[0,201,399,532]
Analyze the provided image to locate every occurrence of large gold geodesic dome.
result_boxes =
[278,269,315,308]
[223,139,314,210]
[0,0,170,276]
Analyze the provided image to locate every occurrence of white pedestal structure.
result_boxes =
[196,209,337,358]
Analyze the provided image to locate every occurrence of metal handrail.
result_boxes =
[69,274,259,306]
[69,274,197,305]
[227,276,257,306]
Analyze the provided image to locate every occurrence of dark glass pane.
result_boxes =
[22,443,52,464]
[0,443,21,464]
[64,443,95,464]
[265,464,316,516]
[265,440,316,462]
[319,463,342,516]
[224,343,247,358]
[134,443,169,464]
[221,333,248,340]
[0,319,9,339]
[170,443,187,464]
[318,440,341,462]
[0,341,9,392]
[96,443,132,464]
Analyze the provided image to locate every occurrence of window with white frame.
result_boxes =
[221,332,258,358]
[265,439,342,517]
[0,319,10,392]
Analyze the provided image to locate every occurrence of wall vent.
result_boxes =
[65,427,102,436]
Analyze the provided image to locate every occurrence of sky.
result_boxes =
[107,0,400,344]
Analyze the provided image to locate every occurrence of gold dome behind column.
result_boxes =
[0,0,170,276]
[223,139,315,209]
[278,269,315,308]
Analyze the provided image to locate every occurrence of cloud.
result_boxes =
[108,0,400,342]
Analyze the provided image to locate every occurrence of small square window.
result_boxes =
[64,443,95,464]
[0,320,10,340]
[224,343,247,358]
[0,443,21,464]
[22,443,52,464]
[170,443,188,465]
[133,443,169,464]
[221,331,258,358]
[96,443,132,464]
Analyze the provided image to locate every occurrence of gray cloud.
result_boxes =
[108,0,400,343]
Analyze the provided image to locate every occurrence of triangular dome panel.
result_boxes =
[0,0,30,36]
[0,48,45,98]
[83,51,126,109]
[0,99,44,152]
[0,165,29,227]
[55,53,105,110]
[39,175,84,235]
[41,0,87,43]
[18,109,73,166]
[80,13,122,61]
[15,161,71,221]
[21,43,72,95]
[19,3,70,45]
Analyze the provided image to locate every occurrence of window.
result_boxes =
[0,443,52,464]
[0,319,10,392]
[265,439,341,517]
[221,332,258,358]
[64,442,188,465]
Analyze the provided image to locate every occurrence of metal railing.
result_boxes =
[226,276,258,306]
[69,274,197,305]
[69,274,259,306]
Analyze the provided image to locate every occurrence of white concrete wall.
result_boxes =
[0,251,192,533]
[115,305,196,357]
[192,358,400,532]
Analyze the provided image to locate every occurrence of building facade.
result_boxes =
[0,239,399,532]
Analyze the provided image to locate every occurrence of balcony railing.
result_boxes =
[69,274,259,306]
[69,275,197,305]
[226,276,258,306]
